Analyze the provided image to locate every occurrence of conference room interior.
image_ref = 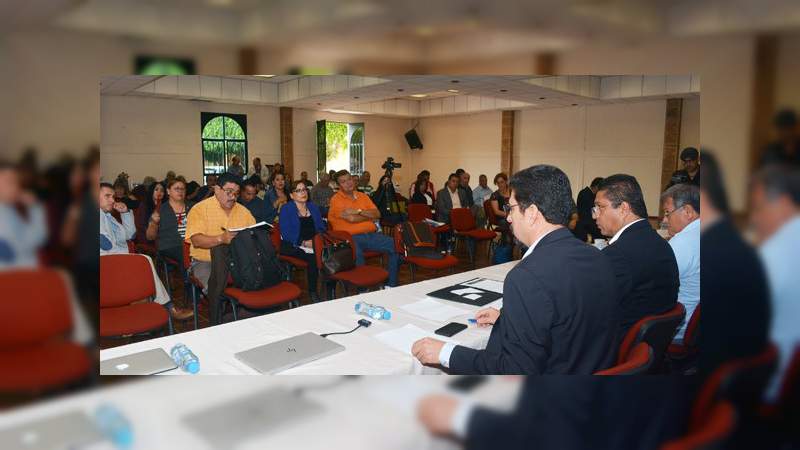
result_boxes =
[98,74,700,354]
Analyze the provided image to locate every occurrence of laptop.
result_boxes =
[0,411,103,450]
[234,332,345,374]
[100,348,178,375]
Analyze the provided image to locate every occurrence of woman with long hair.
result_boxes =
[265,172,290,223]
[279,180,326,302]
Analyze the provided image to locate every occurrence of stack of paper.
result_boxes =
[401,298,472,322]
[375,324,455,355]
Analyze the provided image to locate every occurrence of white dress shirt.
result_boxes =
[448,188,461,209]
[608,218,646,245]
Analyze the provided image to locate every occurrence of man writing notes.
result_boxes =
[412,165,619,374]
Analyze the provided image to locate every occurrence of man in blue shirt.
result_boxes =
[238,178,267,223]
[0,161,47,268]
[660,183,701,342]
[99,182,136,254]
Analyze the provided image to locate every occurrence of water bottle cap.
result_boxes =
[113,428,134,449]
[382,310,391,320]
[354,303,361,312]
[186,360,200,374]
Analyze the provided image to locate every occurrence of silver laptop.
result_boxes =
[235,332,345,374]
[0,411,103,450]
[100,348,177,375]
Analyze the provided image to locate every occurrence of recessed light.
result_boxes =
[571,103,578,106]
[255,74,276,78]
[539,97,546,100]
[450,80,460,83]
[499,89,507,92]
[446,89,459,93]
[354,96,360,99]
[411,94,428,98]
[397,88,405,92]
[317,103,322,106]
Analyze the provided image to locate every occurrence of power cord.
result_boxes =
[320,319,372,338]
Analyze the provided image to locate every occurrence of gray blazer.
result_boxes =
[435,187,471,223]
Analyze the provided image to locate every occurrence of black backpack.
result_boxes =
[401,222,444,259]
[227,227,286,291]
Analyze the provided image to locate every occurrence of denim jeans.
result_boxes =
[352,232,399,287]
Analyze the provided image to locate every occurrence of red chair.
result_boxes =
[483,199,499,230]
[393,224,459,281]
[100,254,172,338]
[314,230,389,299]
[450,207,497,267]
[617,303,685,374]
[408,203,450,235]
[595,342,654,375]
[270,223,309,275]
[220,281,302,322]
[0,270,92,392]
[660,401,737,450]
[668,304,701,359]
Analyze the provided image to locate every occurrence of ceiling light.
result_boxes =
[397,88,405,92]
[539,97,546,100]
[499,89,507,92]
[254,75,276,78]
[411,94,428,98]
[446,89,459,93]
[450,80,460,83]
[325,109,370,115]
[353,96,360,99]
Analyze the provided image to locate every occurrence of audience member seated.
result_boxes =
[472,174,493,206]
[435,173,471,224]
[409,170,436,201]
[99,182,136,255]
[410,178,433,206]
[593,174,679,339]
[667,147,701,188]
[280,180,326,303]
[184,173,255,297]
[660,183,700,343]
[248,157,269,185]
[357,170,374,195]
[191,173,217,201]
[412,165,619,374]
[749,164,800,401]
[328,170,399,287]
[490,172,512,242]
[134,181,164,246]
[311,171,334,217]
[238,178,267,223]
[0,160,47,269]
[456,169,475,208]
[327,169,338,190]
[112,175,140,211]
[265,172,290,223]
[574,177,604,242]
[299,171,310,184]
[227,155,245,178]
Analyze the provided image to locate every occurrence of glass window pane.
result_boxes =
[226,141,246,170]
[203,140,225,174]
[223,117,245,140]
[202,117,225,139]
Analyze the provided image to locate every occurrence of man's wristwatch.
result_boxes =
[356,208,363,215]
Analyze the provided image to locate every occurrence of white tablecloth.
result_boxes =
[99,262,517,375]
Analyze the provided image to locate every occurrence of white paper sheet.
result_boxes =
[226,221,273,232]
[463,293,482,301]
[375,324,448,355]
[401,298,472,322]
[451,287,484,296]
[462,278,504,294]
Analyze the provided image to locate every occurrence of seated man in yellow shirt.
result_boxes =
[328,170,399,287]
[185,173,255,319]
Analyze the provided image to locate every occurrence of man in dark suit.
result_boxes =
[412,165,619,374]
[574,177,604,241]
[435,173,472,223]
[594,174,679,338]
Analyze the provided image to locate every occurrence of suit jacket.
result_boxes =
[602,220,679,339]
[449,228,619,374]
[435,187,472,223]
[465,377,691,450]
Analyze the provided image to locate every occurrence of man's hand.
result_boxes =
[113,202,128,213]
[219,231,238,245]
[150,211,161,224]
[475,307,500,327]
[417,395,459,436]
[342,208,360,216]
[412,337,445,365]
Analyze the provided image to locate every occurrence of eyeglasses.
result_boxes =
[591,204,609,216]
[662,205,684,218]
[222,188,240,198]
[292,188,309,194]
[502,203,520,214]
[171,187,186,192]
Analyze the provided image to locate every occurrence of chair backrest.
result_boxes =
[100,254,156,308]
[407,203,432,222]
[660,401,737,450]
[0,270,73,348]
[183,241,191,270]
[683,303,701,349]
[690,343,778,431]
[483,200,497,227]
[595,342,653,375]
[313,230,356,267]
[618,302,686,367]
[270,223,282,253]
[450,208,476,232]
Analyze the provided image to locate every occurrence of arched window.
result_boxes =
[201,113,247,175]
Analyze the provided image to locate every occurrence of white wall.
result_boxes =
[776,32,800,112]
[101,96,280,183]
[515,101,666,215]
[411,111,502,192]
[557,35,754,212]
[292,109,413,187]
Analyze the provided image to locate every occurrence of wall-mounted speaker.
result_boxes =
[404,129,423,150]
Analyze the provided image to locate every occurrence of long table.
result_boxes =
[99,262,517,375]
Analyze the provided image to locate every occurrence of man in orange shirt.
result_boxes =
[328,170,399,286]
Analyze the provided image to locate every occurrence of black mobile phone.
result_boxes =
[448,375,488,392]
[434,322,468,337]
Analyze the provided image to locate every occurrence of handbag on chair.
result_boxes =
[320,233,355,275]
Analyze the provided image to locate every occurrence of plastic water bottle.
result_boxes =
[355,301,391,320]
[94,404,133,449]
[170,343,200,374]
